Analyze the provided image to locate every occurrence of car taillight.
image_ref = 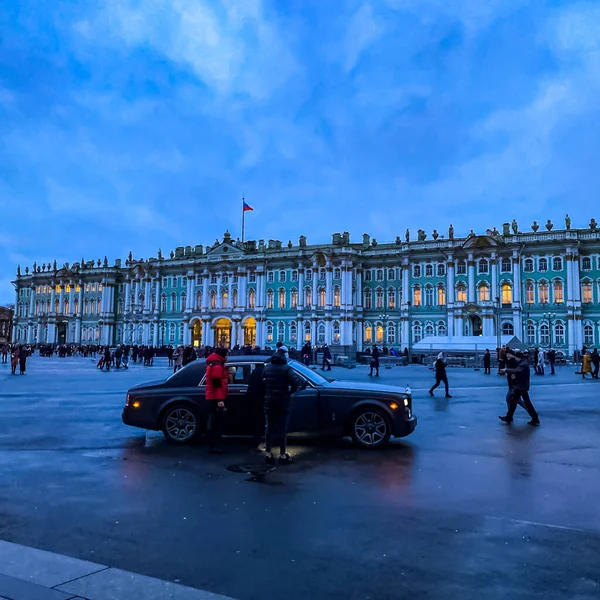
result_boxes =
[125,393,130,407]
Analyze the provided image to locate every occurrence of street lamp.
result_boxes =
[543,311,556,348]
[495,295,501,351]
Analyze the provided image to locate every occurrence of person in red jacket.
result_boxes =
[205,347,228,453]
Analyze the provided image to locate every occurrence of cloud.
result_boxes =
[341,3,385,72]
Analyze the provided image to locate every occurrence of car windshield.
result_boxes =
[166,361,206,387]
[289,360,330,385]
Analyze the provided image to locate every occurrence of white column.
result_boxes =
[134,280,141,311]
[467,254,475,303]
[154,277,161,314]
[325,262,333,308]
[78,282,83,317]
[153,321,159,346]
[69,283,75,316]
[310,319,316,343]
[202,320,210,345]
[59,284,65,316]
[491,254,498,301]
[238,271,247,310]
[296,319,304,350]
[186,272,194,312]
[75,319,81,343]
[228,272,233,310]
[356,320,364,351]
[297,267,304,309]
[50,283,56,315]
[512,254,521,304]
[29,286,36,317]
[325,320,332,344]
[202,273,210,311]
[356,269,363,308]
[101,281,110,315]
[144,279,152,312]
[125,279,132,313]
[257,272,265,310]
[312,266,318,308]
[402,263,409,305]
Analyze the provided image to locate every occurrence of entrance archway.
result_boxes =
[469,315,483,337]
[57,322,67,344]
[243,317,256,347]
[192,320,202,347]
[214,318,232,348]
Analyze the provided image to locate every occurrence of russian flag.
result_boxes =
[243,200,253,212]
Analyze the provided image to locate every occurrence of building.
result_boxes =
[10,219,600,355]
[0,306,13,343]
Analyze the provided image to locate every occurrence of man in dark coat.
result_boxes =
[591,348,600,380]
[246,363,266,451]
[321,343,332,371]
[547,348,557,375]
[18,346,28,375]
[500,352,540,426]
[368,345,380,377]
[103,345,111,371]
[262,350,299,464]
[429,353,451,398]
[483,349,491,374]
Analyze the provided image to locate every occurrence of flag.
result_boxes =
[242,200,253,212]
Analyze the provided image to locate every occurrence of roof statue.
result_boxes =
[590,218,598,232]
[432,229,439,240]
[565,214,571,230]
[417,229,426,241]
[545,219,553,231]
[448,224,454,240]
[532,221,539,232]
[511,219,518,234]
[405,228,410,242]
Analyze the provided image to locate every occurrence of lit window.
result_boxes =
[365,324,372,343]
[290,322,297,343]
[502,283,512,305]
[388,288,396,309]
[456,285,467,303]
[437,285,446,306]
[279,289,286,309]
[478,284,490,302]
[267,290,274,309]
[333,322,341,344]
[266,322,273,343]
[526,282,535,304]
[553,281,564,303]
[413,286,422,307]
[333,287,341,307]
[319,288,326,307]
[539,282,549,304]
[291,289,298,309]
[376,324,384,343]
[221,292,228,309]
[582,283,593,303]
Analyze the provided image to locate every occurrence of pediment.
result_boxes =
[206,242,246,257]
[462,235,503,250]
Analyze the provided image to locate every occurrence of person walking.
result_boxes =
[547,348,556,375]
[591,349,600,380]
[1,345,8,364]
[167,346,174,367]
[429,352,452,398]
[10,347,19,375]
[246,363,266,452]
[483,349,491,374]
[368,345,380,377]
[582,351,593,379]
[172,346,183,373]
[301,342,311,366]
[500,352,540,425]
[115,345,123,369]
[262,348,299,465]
[497,346,507,375]
[204,347,228,454]
[103,345,111,371]
[533,348,540,375]
[322,343,332,371]
[538,348,545,376]
[18,346,28,375]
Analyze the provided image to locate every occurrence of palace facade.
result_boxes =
[10,221,600,355]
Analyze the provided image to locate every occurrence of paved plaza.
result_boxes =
[0,356,599,599]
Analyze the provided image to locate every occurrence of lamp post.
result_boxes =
[495,296,501,350]
[543,310,556,348]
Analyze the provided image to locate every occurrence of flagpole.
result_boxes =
[241,197,245,243]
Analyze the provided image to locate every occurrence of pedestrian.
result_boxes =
[582,351,593,379]
[533,348,540,375]
[429,352,452,398]
[547,348,556,375]
[246,363,266,452]
[483,349,491,374]
[115,345,123,369]
[167,346,174,367]
[18,346,28,375]
[538,348,545,376]
[500,352,540,426]
[205,347,228,454]
[368,345,380,377]
[1,345,8,364]
[172,347,183,373]
[322,343,332,371]
[504,349,525,412]
[301,342,311,366]
[10,347,19,375]
[276,341,289,360]
[103,346,111,371]
[262,348,299,465]
[497,346,506,375]
[591,349,600,380]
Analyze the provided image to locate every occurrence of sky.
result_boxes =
[1,0,600,303]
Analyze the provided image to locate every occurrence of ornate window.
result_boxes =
[425,285,434,306]
[319,268,326,280]
[478,259,489,274]
[582,282,593,303]
[232,289,238,309]
[305,287,312,308]
[319,288,326,307]
[365,323,372,344]
[248,272,256,283]
[248,289,256,309]
[553,257,563,271]
[425,264,433,278]
[501,258,512,273]
[334,268,341,280]
[210,290,217,310]
[317,322,326,344]
[413,265,421,278]
[290,321,297,343]
[267,272,274,283]
[387,268,395,281]
[279,270,286,283]
[527,322,536,345]
[539,258,548,272]
[582,257,592,271]
[211,274,218,284]
[413,286,422,307]
[170,293,177,312]
[539,282,549,304]
[437,321,447,336]
[376,269,384,282]
[267,290,274,310]
[117,299,124,315]
[179,323,185,343]
[526,282,535,304]
[456,284,467,303]
[554,322,565,346]
[413,322,422,343]
[387,322,396,344]
[96,299,101,314]
[540,323,550,346]
[277,321,285,342]
[502,322,514,336]
[169,323,176,343]
[376,288,384,309]
[304,321,311,342]
[333,321,341,345]
[266,322,274,343]
[181,292,187,311]
[196,292,202,310]
[456,261,466,275]
[365,270,372,282]
[364,289,372,309]
[437,284,446,306]
[291,270,298,282]
[388,288,396,309]
[501,283,512,305]
[478,283,490,302]
[291,289,298,309]
[279,288,286,309]
[305,270,312,282]
[437,263,445,277]
[584,323,594,346]
[425,323,434,337]
[333,286,341,307]
[524,258,534,273]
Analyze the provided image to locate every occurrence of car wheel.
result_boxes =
[162,404,201,444]
[350,407,391,448]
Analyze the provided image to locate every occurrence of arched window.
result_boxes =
[456,261,466,275]
[437,321,447,336]
[151,293,156,312]
[583,323,594,345]
[553,281,564,303]
[279,288,286,309]
[524,258,534,273]
[181,292,187,311]
[539,258,548,272]
[376,269,384,282]
[84,299,89,315]
[538,281,549,304]
[376,323,384,343]
[387,288,395,309]
[266,322,274,343]
[365,323,372,344]
[365,270,372,282]
[196,291,202,310]
[169,293,176,312]
[413,265,421,278]
[582,282,593,304]
[96,299,101,314]
[413,322,422,343]
[221,291,228,309]
[179,323,185,343]
[425,323,434,337]
[478,284,490,302]
[333,286,341,307]
[526,282,535,304]
[425,285,434,306]
[501,282,512,305]
[540,323,550,346]
[364,289,372,309]
[232,289,238,309]
[277,321,285,342]
[333,321,341,345]
[554,322,565,346]
[478,259,489,274]
[35,300,40,316]
[304,321,311,342]
[319,268,326,280]
[582,257,592,271]
[64,299,70,315]
[319,288,326,307]
[169,323,176,343]
[376,288,384,309]
[456,283,467,303]
[553,257,563,271]
[501,258,512,273]
[413,285,422,307]
[334,268,341,280]
[209,290,216,309]
[502,322,514,336]
[387,268,395,281]
[527,321,536,345]
[267,289,274,309]
[290,322,298,343]
[117,300,124,315]
[279,270,286,283]
[248,288,256,309]
[387,322,396,344]
[291,289,298,309]
[304,287,312,308]
[437,263,445,277]
[437,284,446,306]
[317,322,326,344]
[161,293,168,312]
[425,264,433,278]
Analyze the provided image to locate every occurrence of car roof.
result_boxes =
[226,354,273,363]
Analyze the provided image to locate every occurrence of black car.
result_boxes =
[122,356,416,448]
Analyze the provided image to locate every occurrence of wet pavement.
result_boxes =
[0,356,599,600]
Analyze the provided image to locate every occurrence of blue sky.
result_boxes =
[1,0,600,303]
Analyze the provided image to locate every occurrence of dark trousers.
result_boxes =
[549,362,555,375]
[369,362,379,376]
[484,365,491,374]
[1,353,7,363]
[430,376,449,395]
[322,356,331,371]
[265,411,290,455]
[507,390,539,422]
[207,402,224,449]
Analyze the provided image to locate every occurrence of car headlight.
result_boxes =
[403,398,409,407]
[125,393,130,407]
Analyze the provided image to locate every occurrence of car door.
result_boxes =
[222,363,255,435]
[288,373,320,434]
